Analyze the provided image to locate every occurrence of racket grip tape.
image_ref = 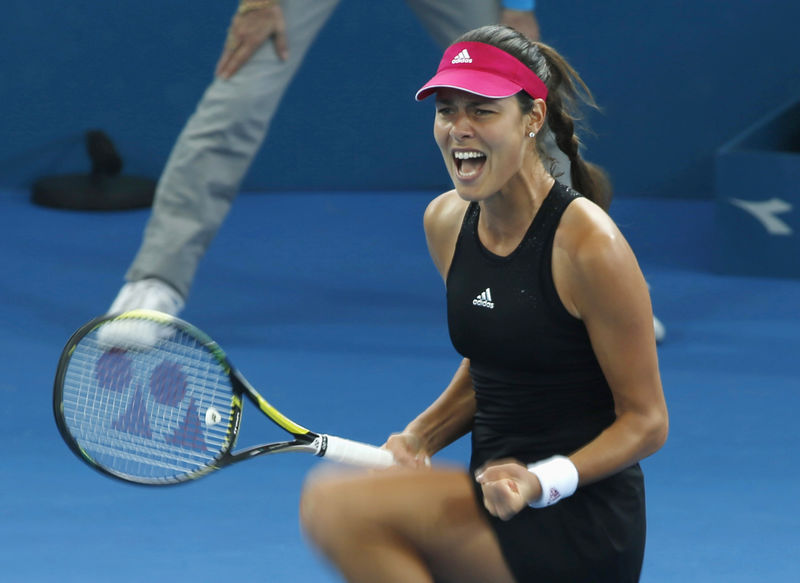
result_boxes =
[319,435,395,468]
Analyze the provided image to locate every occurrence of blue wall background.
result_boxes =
[2,0,799,198]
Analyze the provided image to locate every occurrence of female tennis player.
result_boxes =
[300,24,668,583]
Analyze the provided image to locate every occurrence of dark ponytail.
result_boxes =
[535,43,612,211]
[453,26,612,211]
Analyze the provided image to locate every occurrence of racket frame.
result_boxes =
[52,310,353,486]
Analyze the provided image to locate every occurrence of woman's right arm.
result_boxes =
[386,358,475,465]
[385,191,472,466]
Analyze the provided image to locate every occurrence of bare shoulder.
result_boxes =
[424,190,468,229]
[553,197,645,318]
[555,197,629,270]
[423,190,469,280]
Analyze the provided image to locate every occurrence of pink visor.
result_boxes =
[415,41,548,102]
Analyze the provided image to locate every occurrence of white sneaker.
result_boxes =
[99,279,185,349]
[646,282,666,344]
[107,278,185,316]
[653,314,666,344]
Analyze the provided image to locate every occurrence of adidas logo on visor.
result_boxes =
[451,49,473,64]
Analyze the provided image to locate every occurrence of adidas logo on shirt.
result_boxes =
[451,49,473,64]
[472,288,494,309]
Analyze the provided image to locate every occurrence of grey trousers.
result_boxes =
[126,0,568,298]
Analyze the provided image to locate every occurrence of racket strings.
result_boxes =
[60,318,237,483]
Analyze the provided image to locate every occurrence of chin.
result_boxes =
[453,185,489,202]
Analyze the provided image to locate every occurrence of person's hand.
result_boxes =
[215,3,288,79]
[383,432,431,468]
[475,459,541,520]
[500,9,540,42]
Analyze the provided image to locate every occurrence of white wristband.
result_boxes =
[527,455,579,508]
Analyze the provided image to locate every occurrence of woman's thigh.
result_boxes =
[301,465,517,583]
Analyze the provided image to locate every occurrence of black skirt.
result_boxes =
[471,464,647,583]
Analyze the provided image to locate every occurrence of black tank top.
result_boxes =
[446,182,615,470]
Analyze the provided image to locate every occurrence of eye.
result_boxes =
[436,105,454,116]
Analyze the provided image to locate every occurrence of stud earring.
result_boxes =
[529,131,536,138]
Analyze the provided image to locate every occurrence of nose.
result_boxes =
[449,112,474,141]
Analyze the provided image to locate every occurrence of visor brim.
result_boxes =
[415,69,524,101]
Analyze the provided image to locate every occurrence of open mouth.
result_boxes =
[453,150,487,180]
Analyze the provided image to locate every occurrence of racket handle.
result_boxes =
[320,435,395,468]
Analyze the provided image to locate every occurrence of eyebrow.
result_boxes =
[435,96,497,107]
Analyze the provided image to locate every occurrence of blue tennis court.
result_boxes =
[1,188,798,582]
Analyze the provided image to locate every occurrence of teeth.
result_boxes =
[453,151,485,160]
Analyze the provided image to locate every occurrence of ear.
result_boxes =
[526,98,547,135]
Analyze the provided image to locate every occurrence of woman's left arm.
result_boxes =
[558,199,669,485]
[478,200,668,519]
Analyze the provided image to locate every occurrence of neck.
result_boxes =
[478,164,555,255]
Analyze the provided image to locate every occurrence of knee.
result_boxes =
[299,470,357,553]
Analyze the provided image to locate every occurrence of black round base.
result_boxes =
[31,174,156,211]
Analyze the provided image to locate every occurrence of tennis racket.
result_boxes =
[53,309,394,486]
